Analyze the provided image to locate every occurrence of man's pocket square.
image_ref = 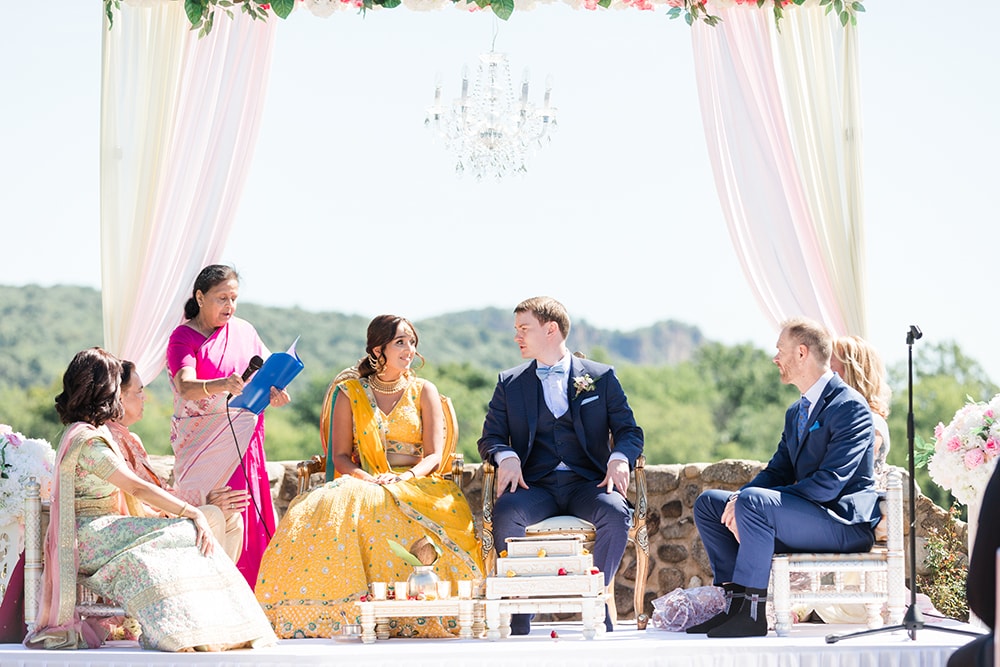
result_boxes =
[580,395,599,406]
[809,421,821,432]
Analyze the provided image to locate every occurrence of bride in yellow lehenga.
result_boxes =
[256,315,483,639]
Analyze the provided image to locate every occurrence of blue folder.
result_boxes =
[229,338,304,415]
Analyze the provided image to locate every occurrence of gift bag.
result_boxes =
[650,585,726,632]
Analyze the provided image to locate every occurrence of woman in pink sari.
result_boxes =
[166,265,290,589]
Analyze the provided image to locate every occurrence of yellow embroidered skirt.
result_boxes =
[256,476,483,639]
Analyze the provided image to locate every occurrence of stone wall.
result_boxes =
[275,459,963,619]
[153,455,963,620]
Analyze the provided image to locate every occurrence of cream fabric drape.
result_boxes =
[100,3,277,382]
[692,3,867,337]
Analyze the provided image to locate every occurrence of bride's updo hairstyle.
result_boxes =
[358,314,423,378]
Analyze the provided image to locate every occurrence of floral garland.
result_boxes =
[666,0,864,28]
[0,425,56,529]
[104,0,863,36]
[923,395,1000,507]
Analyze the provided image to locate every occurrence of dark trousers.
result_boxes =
[492,469,631,586]
[694,488,875,589]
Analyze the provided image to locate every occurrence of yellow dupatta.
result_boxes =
[319,376,481,574]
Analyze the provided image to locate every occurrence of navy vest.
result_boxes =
[523,388,598,483]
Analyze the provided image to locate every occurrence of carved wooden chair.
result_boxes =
[480,454,649,625]
[297,371,464,495]
[23,478,126,635]
[769,470,906,636]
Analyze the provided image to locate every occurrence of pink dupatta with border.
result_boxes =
[25,423,126,650]
[166,317,274,587]
[166,318,266,506]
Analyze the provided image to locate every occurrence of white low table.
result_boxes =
[358,598,478,643]
[483,596,606,641]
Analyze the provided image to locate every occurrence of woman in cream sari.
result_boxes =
[256,315,483,639]
[26,348,275,652]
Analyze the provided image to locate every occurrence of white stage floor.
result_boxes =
[0,620,983,667]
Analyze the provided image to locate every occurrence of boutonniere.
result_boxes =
[573,374,596,399]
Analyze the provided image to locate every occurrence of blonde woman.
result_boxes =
[831,335,892,490]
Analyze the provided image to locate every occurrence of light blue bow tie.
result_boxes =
[536,365,566,381]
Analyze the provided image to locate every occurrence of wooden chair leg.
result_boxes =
[631,528,650,621]
[481,461,497,576]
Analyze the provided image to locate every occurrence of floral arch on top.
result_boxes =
[100,0,869,383]
[107,0,865,30]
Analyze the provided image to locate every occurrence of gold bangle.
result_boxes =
[202,380,210,396]
[178,502,189,518]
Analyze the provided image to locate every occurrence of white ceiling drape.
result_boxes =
[691,3,868,338]
[98,1,867,377]
[100,3,277,383]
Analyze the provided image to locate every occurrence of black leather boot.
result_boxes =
[707,586,768,638]
[686,583,743,634]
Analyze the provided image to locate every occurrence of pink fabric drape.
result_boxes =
[100,5,277,382]
[691,4,867,337]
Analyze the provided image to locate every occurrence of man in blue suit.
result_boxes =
[478,296,644,634]
[691,317,879,638]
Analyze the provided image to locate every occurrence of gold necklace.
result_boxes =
[369,373,411,395]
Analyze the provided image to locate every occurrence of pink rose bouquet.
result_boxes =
[926,395,1000,506]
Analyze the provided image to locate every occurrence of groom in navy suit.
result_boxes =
[478,297,644,634]
[691,317,880,638]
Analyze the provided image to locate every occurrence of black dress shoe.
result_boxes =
[686,583,743,634]
[707,587,768,638]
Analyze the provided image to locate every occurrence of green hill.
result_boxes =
[0,284,706,391]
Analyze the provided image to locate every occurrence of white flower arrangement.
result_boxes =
[0,425,56,529]
[572,373,596,399]
[926,395,1000,506]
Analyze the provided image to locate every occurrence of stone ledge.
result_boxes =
[151,455,962,619]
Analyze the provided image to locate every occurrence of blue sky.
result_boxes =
[2,1,998,384]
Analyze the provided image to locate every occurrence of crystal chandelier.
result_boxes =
[425,51,557,180]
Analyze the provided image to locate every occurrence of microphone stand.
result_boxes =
[827,325,982,643]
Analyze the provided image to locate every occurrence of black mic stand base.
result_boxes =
[826,603,985,644]
[827,326,984,646]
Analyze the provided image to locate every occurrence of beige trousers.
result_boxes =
[199,504,244,563]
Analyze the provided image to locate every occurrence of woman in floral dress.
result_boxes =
[26,347,276,652]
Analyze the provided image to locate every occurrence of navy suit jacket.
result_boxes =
[744,374,880,528]
[478,356,644,475]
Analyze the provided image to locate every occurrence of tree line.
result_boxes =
[1,284,995,512]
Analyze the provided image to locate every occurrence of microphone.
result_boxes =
[228,355,263,400]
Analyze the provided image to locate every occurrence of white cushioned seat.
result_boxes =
[526,516,596,534]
